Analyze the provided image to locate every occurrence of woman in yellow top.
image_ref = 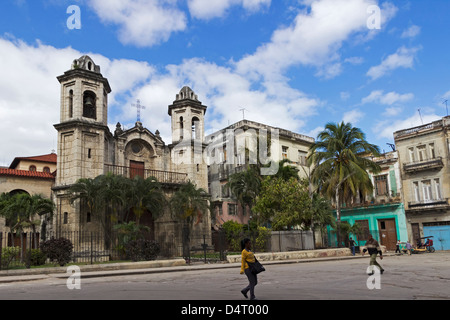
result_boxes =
[240,238,258,300]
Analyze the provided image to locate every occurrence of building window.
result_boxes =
[434,178,442,200]
[282,146,289,160]
[221,185,230,198]
[417,145,427,162]
[83,91,96,119]
[179,116,184,140]
[355,220,370,241]
[298,150,307,166]
[413,182,420,202]
[228,203,237,216]
[63,212,68,224]
[375,175,388,196]
[43,167,50,173]
[69,89,73,118]
[29,165,36,172]
[422,180,432,202]
[408,147,415,162]
[87,212,91,223]
[192,117,200,140]
[429,143,436,159]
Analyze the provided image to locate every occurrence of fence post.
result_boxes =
[0,233,3,271]
[90,232,93,265]
[202,235,207,264]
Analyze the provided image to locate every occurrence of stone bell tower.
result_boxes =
[168,86,208,190]
[52,56,112,232]
[54,55,112,187]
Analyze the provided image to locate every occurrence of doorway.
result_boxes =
[130,160,145,179]
[378,219,397,251]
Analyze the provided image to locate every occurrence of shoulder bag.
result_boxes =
[247,257,265,275]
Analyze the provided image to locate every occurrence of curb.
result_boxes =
[0,251,394,284]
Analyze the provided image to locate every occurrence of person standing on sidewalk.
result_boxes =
[349,237,356,256]
[362,234,384,275]
[240,238,258,300]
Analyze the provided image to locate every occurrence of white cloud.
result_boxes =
[87,0,187,47]
[383,106,402,116]
[401,25,421,38]
[362,90,414,105]
[187,0,271,20]
[0,36,321,166]
[366,46,421,80]
[156,58,320,135]
[0,36,154,166]
[342,109,364,124]
[235,0,395,81]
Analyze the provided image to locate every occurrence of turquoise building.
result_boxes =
[328,151,408,251]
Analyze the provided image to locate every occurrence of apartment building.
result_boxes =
[394,116,450,250]
[206,120,314,228]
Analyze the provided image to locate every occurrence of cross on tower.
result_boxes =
[132,99,146,122]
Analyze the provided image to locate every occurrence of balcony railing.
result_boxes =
[104,164,188,185]
[407,198,449,212]
[403,157,444,173]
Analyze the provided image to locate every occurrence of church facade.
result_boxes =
[51,55,211,253]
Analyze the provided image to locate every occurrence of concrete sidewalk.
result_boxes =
[0,248,390,284]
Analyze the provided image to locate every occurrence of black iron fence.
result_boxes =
[0,230,180,270]
[0,228,323,270]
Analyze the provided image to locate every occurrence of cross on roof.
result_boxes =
[132,99,146,122]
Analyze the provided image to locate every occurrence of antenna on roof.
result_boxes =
[418,108,423,124]
[239,107,248,120]
[387,143,396,152]
[442,99,448,116]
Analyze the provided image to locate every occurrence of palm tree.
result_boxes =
[69,176,105,229]
[308,122,381,246]
[170,181,209,258]
[274,159,300,181]
[1,193,54,260]
[226,166,261,223]
[125,175,167,225]
[170,181,210,226]
[97,173,129,223]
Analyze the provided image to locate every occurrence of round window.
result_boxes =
[131,142,142,154]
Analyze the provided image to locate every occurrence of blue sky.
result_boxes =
[1,0,450,166]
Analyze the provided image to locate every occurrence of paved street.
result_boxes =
[0,252,449,301]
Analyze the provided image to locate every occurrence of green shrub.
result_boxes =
[125,239,160,261]
[40,238,73,266]
[222,220,244,251]
[255,226,270,252]
[1,247,20,269]
[26,249,47,267]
